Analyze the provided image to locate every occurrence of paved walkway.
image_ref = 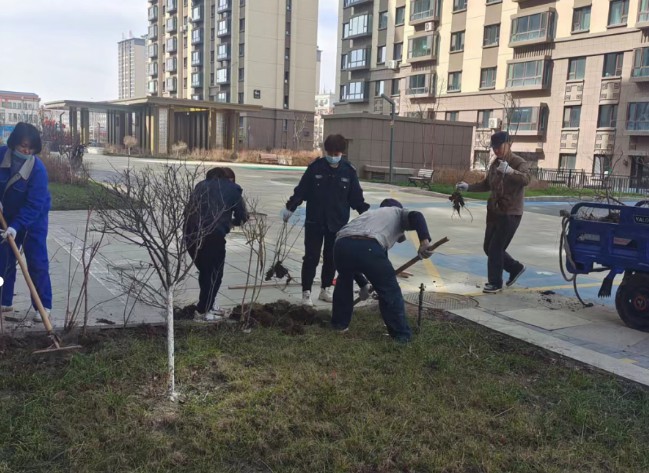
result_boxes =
[4,154,649,387]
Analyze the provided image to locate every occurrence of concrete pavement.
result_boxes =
[4,154,649,387]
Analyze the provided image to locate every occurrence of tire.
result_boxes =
[615,272,649,331]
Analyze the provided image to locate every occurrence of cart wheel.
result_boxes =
[615,273,649,331]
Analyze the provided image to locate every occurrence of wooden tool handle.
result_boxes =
[0,210,55,336]
[393,236,449,275]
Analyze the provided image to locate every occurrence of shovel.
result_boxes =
[353,236,450,305]
[0,209,81,354]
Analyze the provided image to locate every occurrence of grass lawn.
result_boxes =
[1,310,649,472]
[49,182,112,211]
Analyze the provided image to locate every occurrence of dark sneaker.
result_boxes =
[506,265,526,287]
[482,283,503,294]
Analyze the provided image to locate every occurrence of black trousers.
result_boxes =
[483,214,523,287]
[302,224,369,292]
[190,235,227,314]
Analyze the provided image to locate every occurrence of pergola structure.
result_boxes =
[44,97,262,155]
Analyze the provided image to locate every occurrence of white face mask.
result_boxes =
[325,155,341,165]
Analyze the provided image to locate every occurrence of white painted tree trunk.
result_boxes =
[166,284,177,401]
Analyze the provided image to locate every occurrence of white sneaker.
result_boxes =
[203,311,225,322]
[302,290,313,307]
[319,286,334,303]
[32,309,51,324]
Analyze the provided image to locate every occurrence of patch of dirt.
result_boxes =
[174,304,197,321]
[229,299,329,335]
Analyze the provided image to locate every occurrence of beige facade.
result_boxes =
[336,0,649,179]
[146,0,319,150]
[118,36,147,100]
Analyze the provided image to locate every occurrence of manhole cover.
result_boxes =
[403,292,478,311]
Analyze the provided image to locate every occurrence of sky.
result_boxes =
[0,0,338,103]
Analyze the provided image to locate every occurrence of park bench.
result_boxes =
[408,169,434,190]
[259,153,279,165]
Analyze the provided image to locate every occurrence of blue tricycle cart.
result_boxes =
[561,201,649,330]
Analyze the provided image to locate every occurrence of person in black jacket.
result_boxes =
[185,167,248,320]
[282,134,370,306]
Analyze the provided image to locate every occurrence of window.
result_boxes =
[450,31,465,52]
[483,24,500,47]
[341,81,366,101]
[508,107,547,132]
[342,49,369,69]
[408,35,435,59]
[238,67,244,81]
[216,68,229,84]
[343,14,371,38]
[410,0,437,21]
[477,110,493,129]
[640,0,649,23]
[394,43,403,61]
[395,6,405,25]
[597,104,618,128]
[474,150,490,170]
[593,155,612,175]
[603,52,624,77]
[239,18,245,31]
[239,43,245,56]
[446,111,459,121]
[217,43,230,60]
[627,102,649,131]
[632,48,649,78]
[559,154,577,170]
[453,0,467,12]
[407,74,427,94]
[572,6,591,32]
[391,78,401,95]
[486,0,501,4]
[377,45,386,64]
[191,50,202,66]
[191,73,202,87]
[165,57,177,72]
[510,12,554,44]
[238,93,244,104]
[448,71,462,92]
[563,106,581,128]
[375,80,385,96]
[567,57,586,80]
[379,11,388,29]
[506,60,549,88]
[216,91,229,103]
[480,67,496,89]
[608,0,629,26]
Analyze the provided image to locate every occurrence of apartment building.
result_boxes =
[336,0,649,178]
[0,91,40,127]
[118,36,147,99]
[146,0,318,150]
[314,92,336,148]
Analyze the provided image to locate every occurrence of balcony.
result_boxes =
[191,52,202,66]
[343,15,372,39]
[166,77,177,92]
[341,49,370,71]
[639,2,649,27]
[509,11,554,47]
[631,48,649,82]
[147,63,159,76]
[505,59,552,92]
[408,34,438,63]
[216,69,230,85]
[409,0,440,24]
[192,28,204,44]
[343,0,372,7]
[166,37,177,53]
[148,44,158,58]
[217,0,231,12]
[148,25,158,40]
[217,44,231,60]
[148,6,158,21]
[192,6,203,22]
[340,82,368,103]
[167,0,177,13]
[166,16,177,33]
[165,57,177,72]
[191,74,203,88]
[505,105,548,136]
[217,19,231,37]
[406,86,433,97]
[148,81,158,94]
[626,103,649,135]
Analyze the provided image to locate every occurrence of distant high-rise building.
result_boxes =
[314,92,336,150]
[118,36,147,99]
[0,90,40,127]
[146,0,319,150]
[336,0,649,176]
[316,48,323,93]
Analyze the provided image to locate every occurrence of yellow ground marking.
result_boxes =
[463,281,619,297]
[620,358,639,364]
[405,231,446,291]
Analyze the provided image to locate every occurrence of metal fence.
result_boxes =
[531,168,649,194]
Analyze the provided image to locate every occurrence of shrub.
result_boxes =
[40,151,88,186]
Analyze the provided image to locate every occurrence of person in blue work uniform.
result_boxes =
[184,166,248,321]
[0,122,52,323]
[281,134,370,306]
[331,198,435,342]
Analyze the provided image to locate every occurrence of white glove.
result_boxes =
[456,181,469,192]
[1,227,16,240]
[418,239,434,259]
[280,208,293,223]
[496,160,514,175]
[359,284,372,301]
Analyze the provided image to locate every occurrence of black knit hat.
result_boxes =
[490,131,510,149]
[380,198,403,208]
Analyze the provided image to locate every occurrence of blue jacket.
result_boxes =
[184,178,248,248]
[0,146,51,234]
[286,157,369,232]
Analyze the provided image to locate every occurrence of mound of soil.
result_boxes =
[229,299,329,335]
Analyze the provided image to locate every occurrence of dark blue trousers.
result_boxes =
[332,237,411,342]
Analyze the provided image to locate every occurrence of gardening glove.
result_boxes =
[1,227,16,241]
[280,208,293,223]
[455,181,469,192]
[496,160,514,175]
[418,239,434,259]
[359,284,372,301]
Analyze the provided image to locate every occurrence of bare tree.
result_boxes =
[172,141,188,159]
[292,113,310,150]
[123,135,138,156]
[93,163,215,400]
[491,92,520,137]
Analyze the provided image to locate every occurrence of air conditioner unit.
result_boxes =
[387,60,400,71]
[488,117,502,130]
[424,22,434,32]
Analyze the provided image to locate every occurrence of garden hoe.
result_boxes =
[0,210,81,354]
[353,236,450,306]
